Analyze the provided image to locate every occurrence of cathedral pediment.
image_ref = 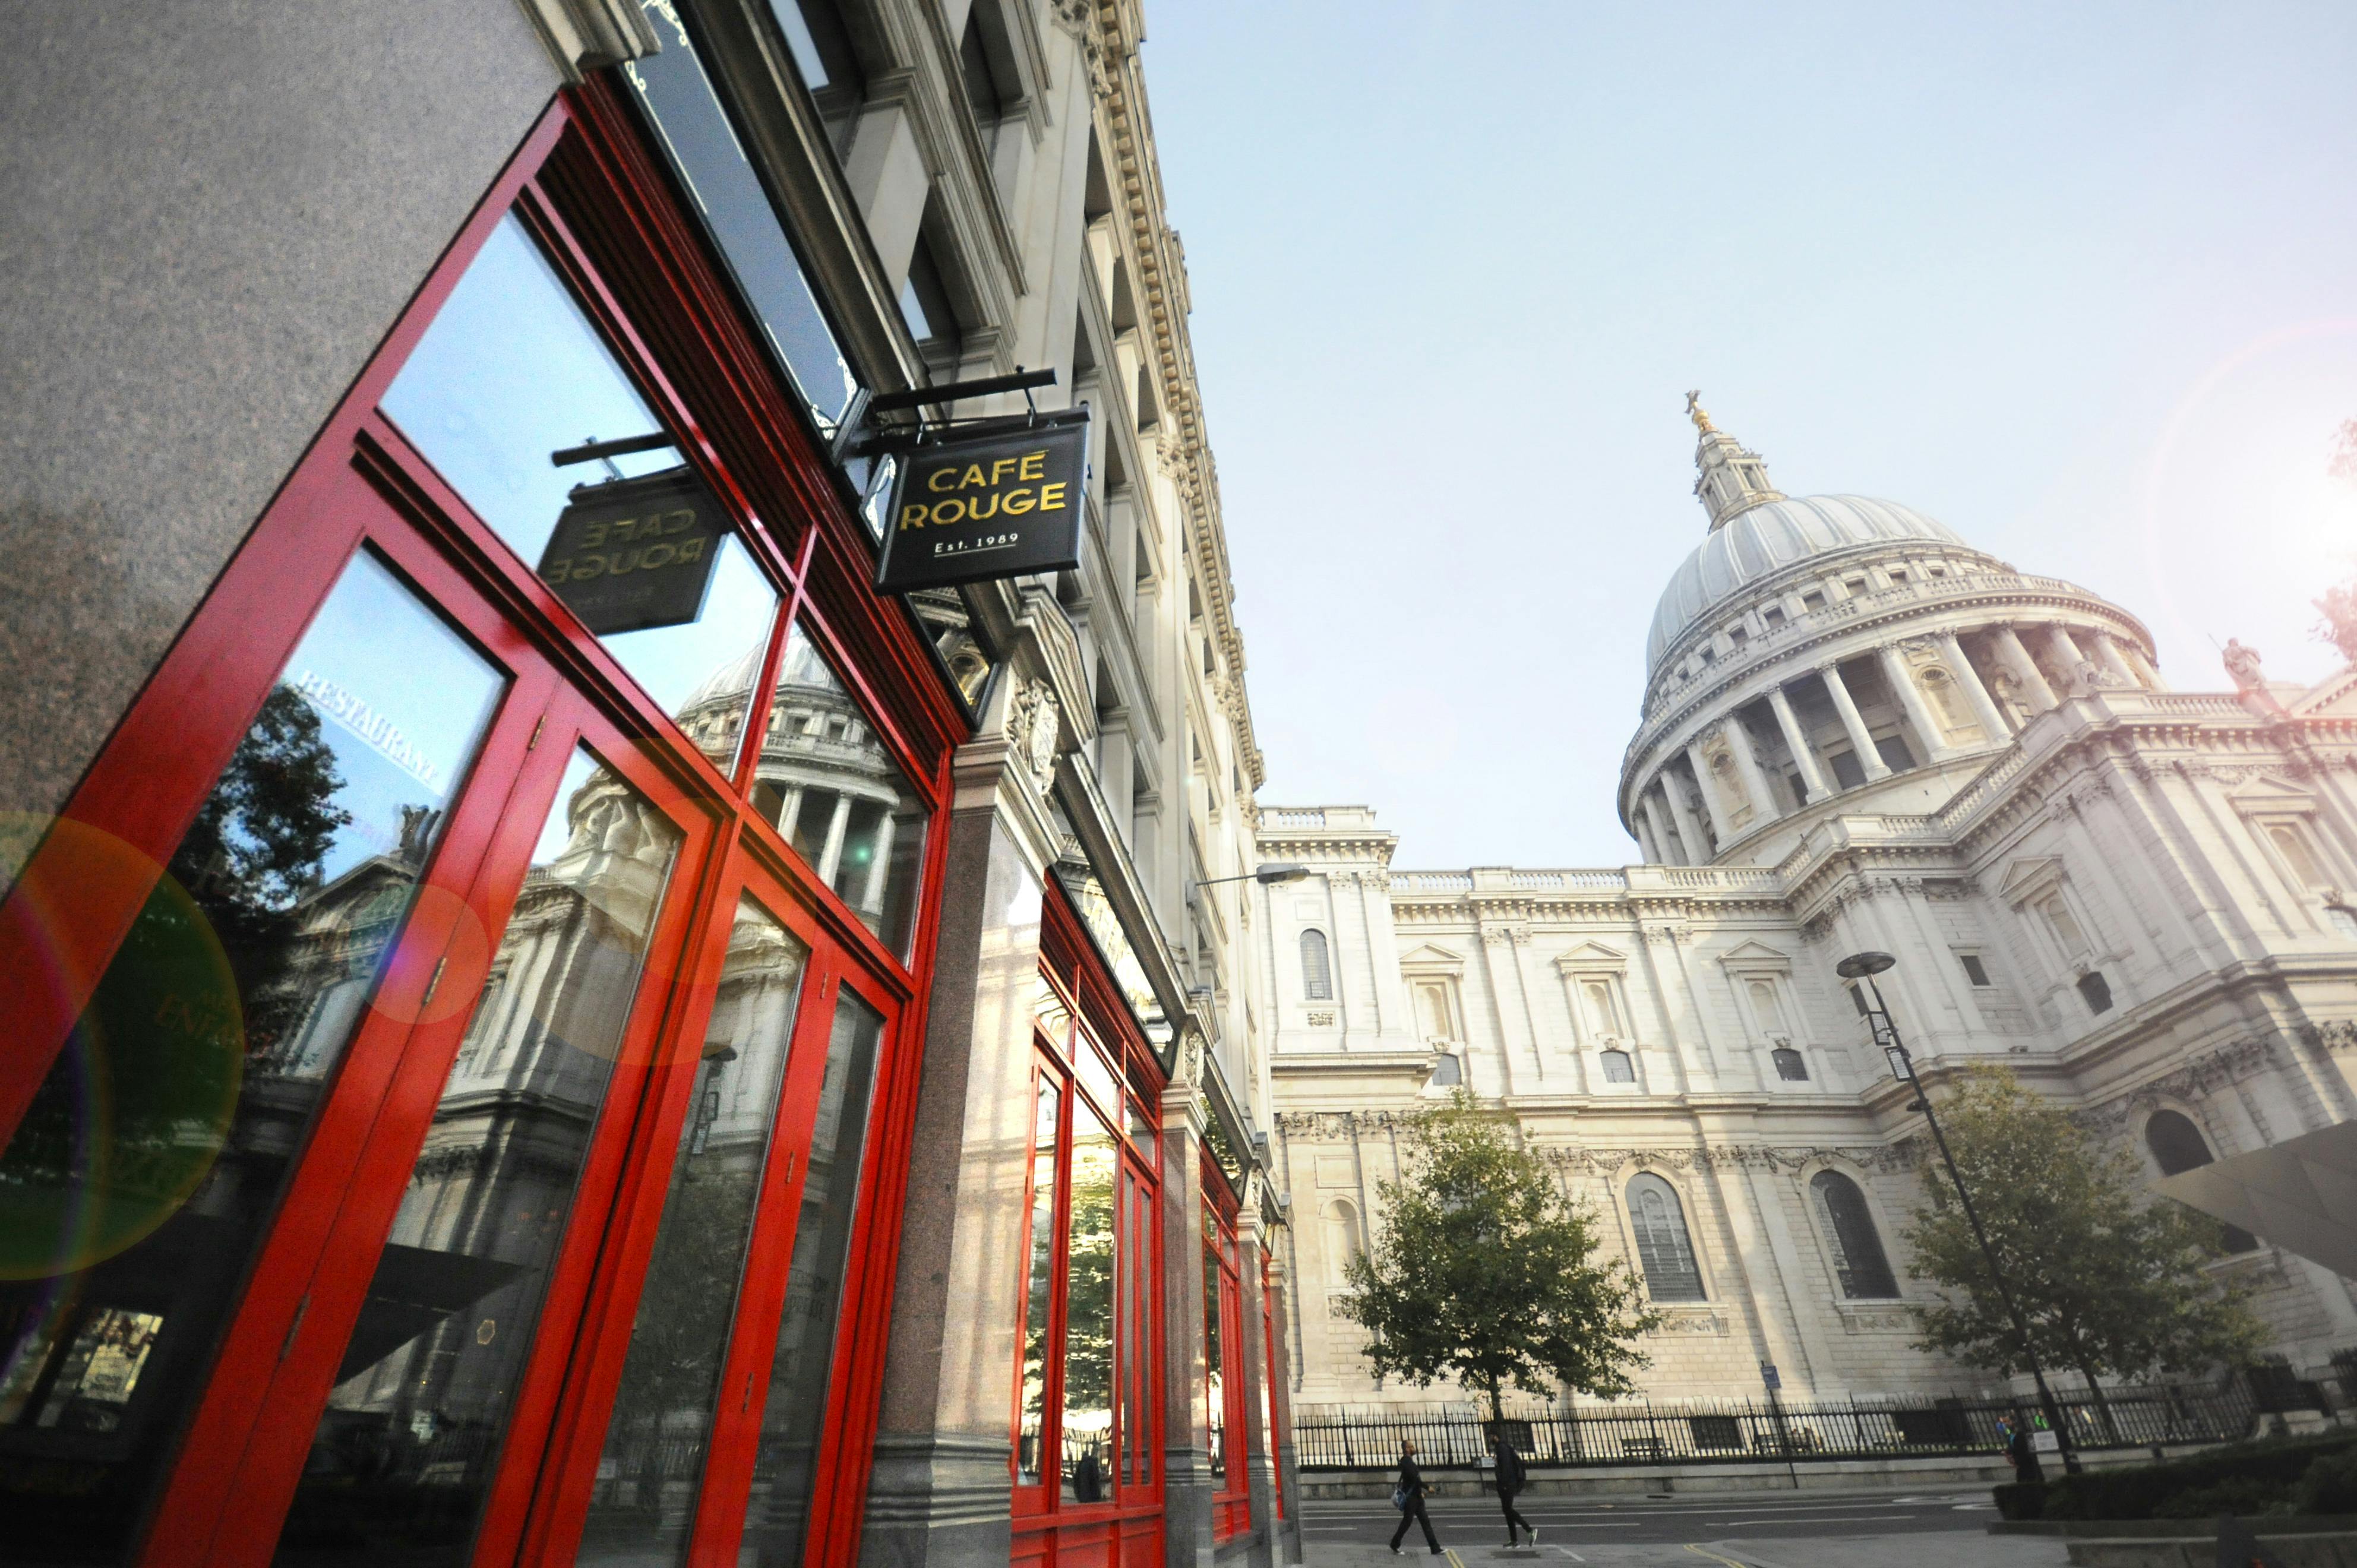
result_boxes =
[1397,944,1465,975]
[2223,774,2318,815]
[1996,856,2066,905]
[2290,668,2357,717]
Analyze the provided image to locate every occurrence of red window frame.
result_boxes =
[0,78,964,1568]
[1203,1178,1250,1544]
[1010,889,1167,1568]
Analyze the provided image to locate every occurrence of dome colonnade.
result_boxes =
[1620,400,2165,867]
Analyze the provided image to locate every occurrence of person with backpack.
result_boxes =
[1388,1437,1443,1556]
[1491,1429,1538,1546]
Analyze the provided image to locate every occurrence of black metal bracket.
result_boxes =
[863,366,1056,415]
[845,366,1068,458]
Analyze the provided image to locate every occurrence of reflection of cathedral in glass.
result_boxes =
[674,624,927,957]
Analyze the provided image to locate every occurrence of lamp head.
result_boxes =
[1253,862,1311,885]
[1837,951,1897,980]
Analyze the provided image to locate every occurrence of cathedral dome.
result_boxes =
[1645,492,1967,674]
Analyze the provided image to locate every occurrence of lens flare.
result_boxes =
[0,815,244,1282]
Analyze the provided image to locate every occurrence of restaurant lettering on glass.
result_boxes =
[0,5,1296,1568]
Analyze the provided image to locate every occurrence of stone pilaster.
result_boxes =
[1234,1197,1276,1568]
[1263,1254,1304,1566]
[1162,1047,1215,1568]
[1684,737,1736,846]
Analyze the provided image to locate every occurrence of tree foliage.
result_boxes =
[1341,1090,1658,1418]
[1901,1066,2266,1409]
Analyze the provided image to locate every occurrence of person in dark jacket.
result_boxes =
[2000,1414,2044,1486]
[1490,1430,1537,1545]
[1389,1439,1443,1556]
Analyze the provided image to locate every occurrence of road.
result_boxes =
[1300,1484,2003,1548]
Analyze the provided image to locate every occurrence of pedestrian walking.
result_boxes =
[1388,1438,1443,1556]
[1490,1430,1537,1546]
[1999,1414,2044,1487]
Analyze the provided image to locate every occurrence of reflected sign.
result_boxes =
[537,467,724,636]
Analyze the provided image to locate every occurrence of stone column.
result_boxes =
[1724,715,1783,824]
[1816,662,1894,780]
[1162,1052,1215,1568]
[1663,767,1711,864]
[1632,805,1663,865]
[2045,624,2091,691]
[1263,1256,1305,1566]
[1684,738,1736,846]
[1234,1199,1277,1568]
[1764,685,1830,801]
[1878,643,1956,759]
[2089,630,2140,688]
[1639,788,1680,865]
[1936,630,2010,740]
[2122,641,2166,690]
[1991,624,2059,711]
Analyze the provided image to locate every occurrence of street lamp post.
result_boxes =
[1194,863,1314,889]
[1837,951,2082,1476]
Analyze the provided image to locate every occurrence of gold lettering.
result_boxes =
[990,457,1016,486]
[678,536,707,563]
[574,555,605,580]
[544,558,572,584]
[640,543,677,569]
[934,498,968,525]
[971,492,1001,520]
[583,520,608,548]
[664,508,696,534]
[608,549,640,576]
[1038,481,1069,511]
[959,464,988,489]
[928,466,957,494]
[1001,488,1037,515]
[899,504,931,531]
[1018,451,1046,480]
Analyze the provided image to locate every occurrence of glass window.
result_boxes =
[747,621,929,957]
[1015,1078,1059,1487]
[1059,1103,1117,1505]
[625,8,860,435]
[0,552,505,1562]
[2077,970,2113,1014]
[383,213,781,769]
[737,988,886,1567]
[1873,733,1916,773]
[1626,1174,1704,1303]
[767,0,864,156]
[277,745,682,1558]
[1958,953,1992,987]
[1771,1048,1809,1082]
[1811,1171,1898,1299]
[898,236,959,353]
[2042,895,2090,956]
[1429,1052,1462,1088]
[1599,1049,1636,1084]
[1298,929,1331,1001]
[579,899,811,1559]
[2271,824,2328,889]
[1202,1229,1226,1483]
[2330,906,2357,940]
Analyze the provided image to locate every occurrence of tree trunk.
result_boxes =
[2077,1360,2120,1446]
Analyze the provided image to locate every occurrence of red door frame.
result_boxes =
[1,79,966,1568]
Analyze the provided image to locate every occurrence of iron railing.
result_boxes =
[1291,1383,2257,1471]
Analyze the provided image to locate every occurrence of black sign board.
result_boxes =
[536,467,724,636]
[875,416,1088,593]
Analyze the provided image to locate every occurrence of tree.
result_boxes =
[1901,1066,2266,1436]
[1341,1090,1658,1421]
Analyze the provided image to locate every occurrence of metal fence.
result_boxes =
[1291,1383,2258,1471]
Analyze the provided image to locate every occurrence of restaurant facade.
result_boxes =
[0,4,1300,1567]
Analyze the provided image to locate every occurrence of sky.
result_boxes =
[1140,1,2357,871]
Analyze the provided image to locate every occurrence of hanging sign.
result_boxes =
[875,415,1089,593]
[537,466,724,636]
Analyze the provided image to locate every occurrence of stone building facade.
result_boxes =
[1260,400,2357,1410]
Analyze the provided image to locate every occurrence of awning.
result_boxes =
[2156,1118,2357,1280]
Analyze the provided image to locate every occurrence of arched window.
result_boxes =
[2270,824,2328,889]
[2146,1112,2258,1252]
[1771,1048,1808,1082]
[1300,929,1332,1001]
[1599,1049,1635,1084]
[1428,1052,1462,1087]
[1811,1171,1898,1298]
[1626,1174,1704,1302]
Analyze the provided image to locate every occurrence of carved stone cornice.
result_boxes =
[2072,1036,2279,1133]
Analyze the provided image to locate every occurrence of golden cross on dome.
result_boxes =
[1685,390,1716,434]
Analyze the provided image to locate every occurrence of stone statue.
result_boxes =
[1988,667,2033,729]
[1685,390,1715,434]
[2222,638,2265,693]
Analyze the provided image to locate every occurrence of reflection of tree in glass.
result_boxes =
[0,686,344,1267]
[1061,1134,1117,1439]
[599,1165,757,1522]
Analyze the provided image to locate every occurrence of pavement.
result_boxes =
[1298,1483,2070,1567]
